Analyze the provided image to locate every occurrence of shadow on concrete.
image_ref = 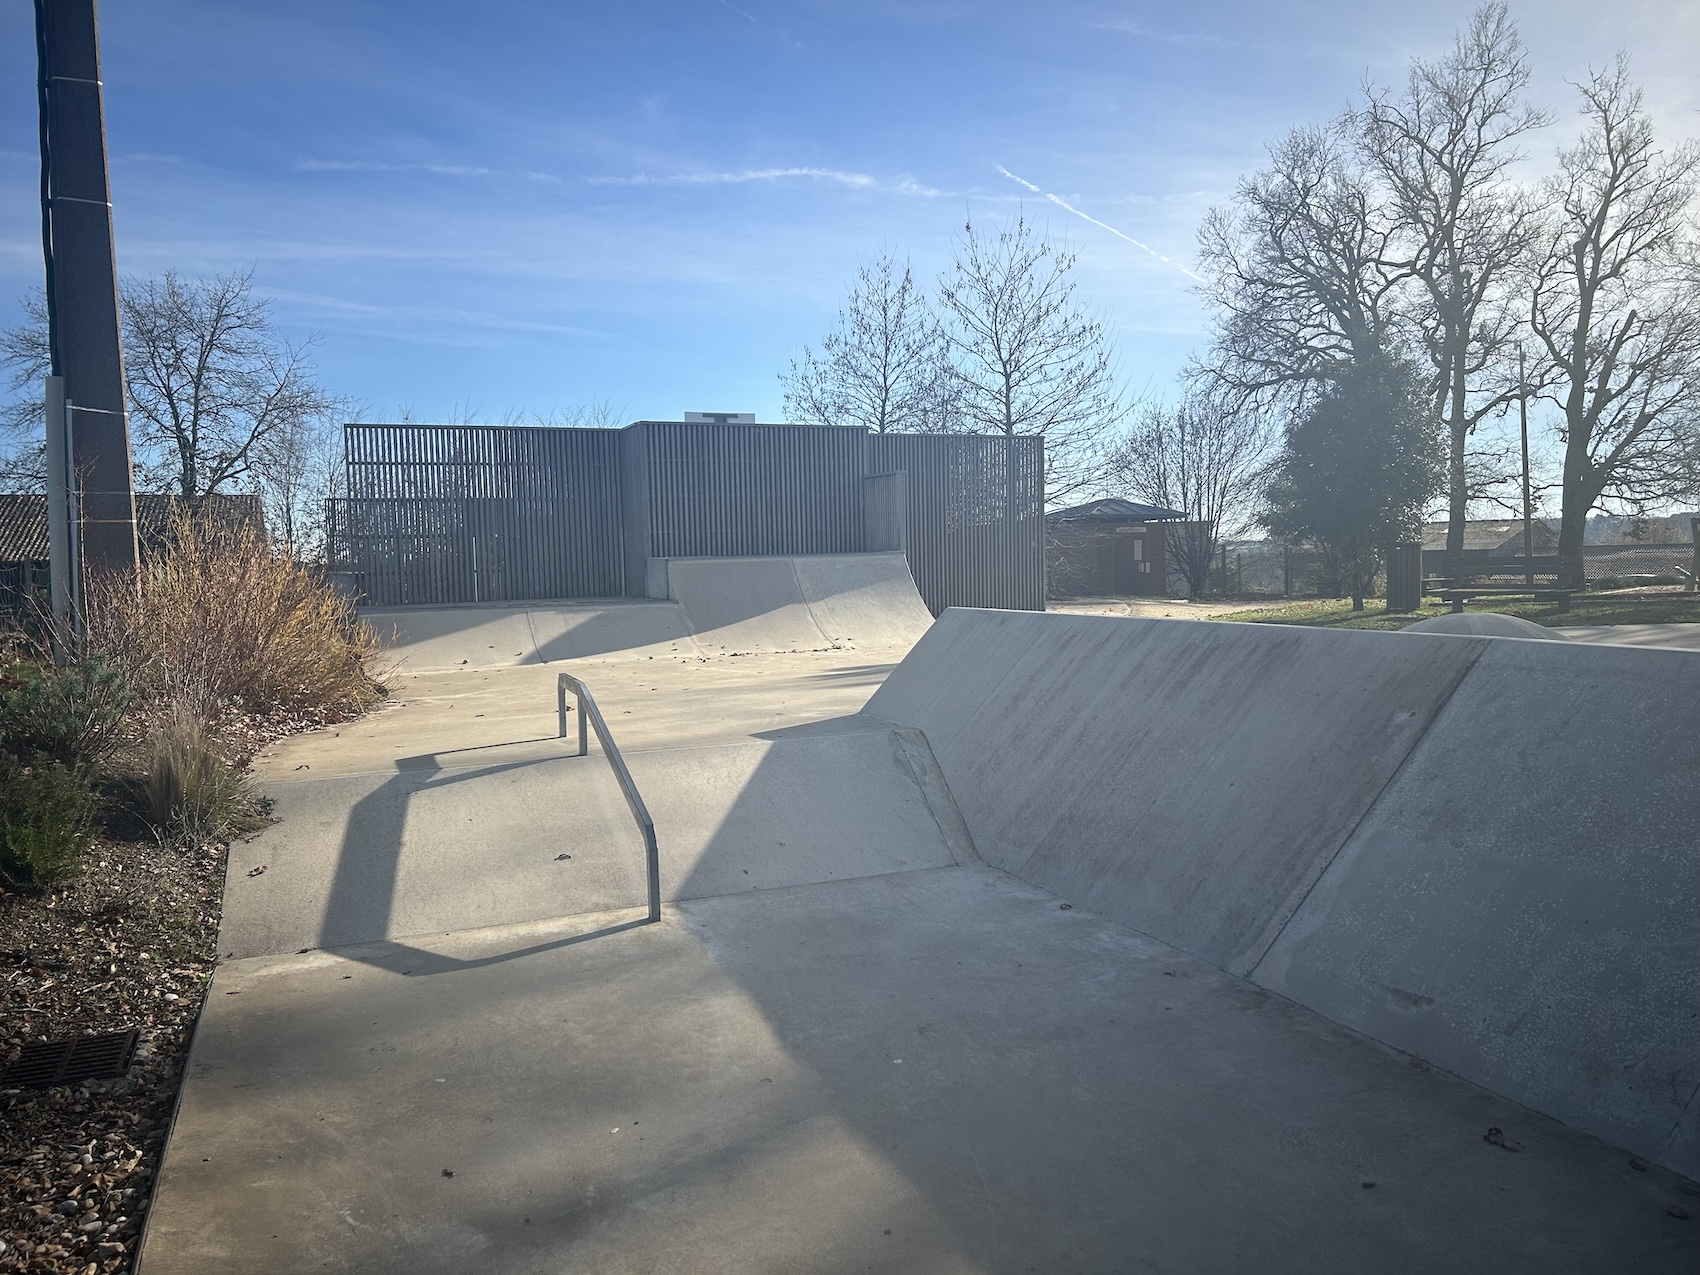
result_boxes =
[316,749,586,952]
[326,916,654,977]
[388,736,561,770]
[653,674,1700,1273]
[806,663,900,680]
[752,713,892,742]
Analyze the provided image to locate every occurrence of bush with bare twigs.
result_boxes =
[84,513,385,723]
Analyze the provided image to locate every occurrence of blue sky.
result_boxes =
[2,1,1697,425]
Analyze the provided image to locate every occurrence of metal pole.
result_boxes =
[1690,517,1699,593]
[44,375,73,654]
[36,0,139,582]
[1519,346,1533,586]
[65,397,84,644]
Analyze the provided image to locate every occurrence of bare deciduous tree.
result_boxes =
[122,269,347,506]
[1358,1,1549,565]
[938,216,1125,504]
[1110,392,1270,597]
[1196,123,1406,407]
[499,400,627,429]
[251,413,346,562]
[0,290,51,493]
[781,254,954,433]
[1527,57,1700,558]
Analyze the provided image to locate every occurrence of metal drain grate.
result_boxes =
[1,1030,139,1089]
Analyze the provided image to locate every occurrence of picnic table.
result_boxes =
[1424,554,1580,614]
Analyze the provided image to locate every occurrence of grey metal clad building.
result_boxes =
[332,420,1044,615]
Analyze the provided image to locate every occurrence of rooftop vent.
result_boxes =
[683,411,756,424]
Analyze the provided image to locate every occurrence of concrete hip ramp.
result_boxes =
[866,608,1700,1179]
[364,552,934,670]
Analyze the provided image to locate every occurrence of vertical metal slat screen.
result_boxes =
[641,423,865,559]
[340,424,623,606]
[869,434,1045,614]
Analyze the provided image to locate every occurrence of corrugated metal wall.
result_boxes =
[335,423,1045,613]
[342,425,624,604]
[636,422,866,558]
[870,434,1045,613]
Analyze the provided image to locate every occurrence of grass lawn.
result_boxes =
[1212,591,1700,631]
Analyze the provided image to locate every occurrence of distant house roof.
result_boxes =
[1048,498,1187,522]
[1420,519,1558,553]
[0,492,265,562]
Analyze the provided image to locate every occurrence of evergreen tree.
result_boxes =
[1263,355,1441,609]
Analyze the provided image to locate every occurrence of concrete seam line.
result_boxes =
[524,608,544,663]
[893,727,981,865]
[1659,1074,1700,1160]
[1240,636,1494,983]
[790,555,837,650]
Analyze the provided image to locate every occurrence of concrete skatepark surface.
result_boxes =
[139,588,1700,1272]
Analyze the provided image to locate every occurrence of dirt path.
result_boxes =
[1046,597,1293,620]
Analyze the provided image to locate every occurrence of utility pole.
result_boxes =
[36,0,139,626]
[1518,346,1533,587]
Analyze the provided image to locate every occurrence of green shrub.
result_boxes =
[144,707,263,845]
[0,753,97,889]
[0,654,136,766]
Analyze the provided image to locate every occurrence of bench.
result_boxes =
[1424,554,1580,614]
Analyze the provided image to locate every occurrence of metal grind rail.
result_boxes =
[557,673,662,923]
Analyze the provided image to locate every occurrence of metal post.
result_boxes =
[65,395,84,644]
[1690,518,1699,593]
[36,0,139,582]
[44,375,73,654]
[1519,346,1533,586]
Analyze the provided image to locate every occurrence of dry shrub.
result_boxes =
[86,513,385,722]
[143,704,264,845]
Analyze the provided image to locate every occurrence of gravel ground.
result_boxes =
[0,828,225,1275]
[0,705,362,1274]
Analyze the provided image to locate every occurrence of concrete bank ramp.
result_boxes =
[366,553,934,669]
[220,720,974,961]
[650,552,934,653]
[365,599,695,670]
[866,609,1700,1178]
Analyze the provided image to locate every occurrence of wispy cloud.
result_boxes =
[717,0,804,50]
[997,166,1204,284]
[262,287,608,339]
[1088,19,1224,46]
[591,167,942,195]
[295,159,562,183]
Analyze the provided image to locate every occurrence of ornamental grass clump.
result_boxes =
[142,704,264,846]
[86,512,384,723]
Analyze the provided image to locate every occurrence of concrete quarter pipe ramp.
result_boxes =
[365,552,934,669]
[867,609,1700,1179]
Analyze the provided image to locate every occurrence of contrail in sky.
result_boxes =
[997,166,1204,284]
